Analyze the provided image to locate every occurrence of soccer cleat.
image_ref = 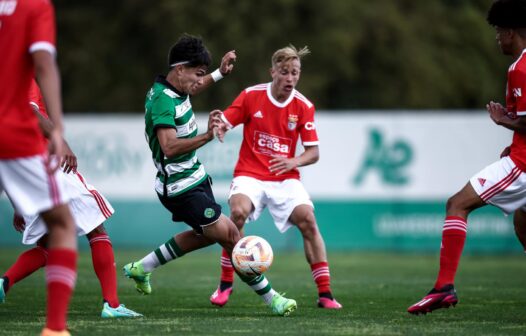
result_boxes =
[0,278,5,304]
[317,297,343,309]
[40,328,71,336]
[210,286,233,307]
[123,261,152,295]
[270,293,297,316]
[407,284,458,315]
[101,302,143,318]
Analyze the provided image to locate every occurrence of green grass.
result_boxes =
[0,249,525,335]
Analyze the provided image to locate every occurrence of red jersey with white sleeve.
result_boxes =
[222,83,319,181]
[507,49,526,171]
[0,0,56,159]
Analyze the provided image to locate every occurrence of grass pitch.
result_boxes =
[0,249,525,335]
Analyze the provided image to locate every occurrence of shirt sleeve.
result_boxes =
[299,105,319,146]
[28,0,56,55]
[508,68,526,116]
[151,93,176,130]
[222,90,249,128]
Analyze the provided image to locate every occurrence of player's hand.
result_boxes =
[219,50,236,76]
[207,110,222,140]
[46,128,64,174]
[13,213,26,232]
[486,101,507,125]
[215,120,229,143]
[269,156,299,175]
[500,146,511,158]
[61,140,78,174]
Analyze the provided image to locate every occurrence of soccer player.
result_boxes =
[407,0,526,315]
[210,45,342,309]
[0,80,142,319]
[0,1,78,335]
[122,34,297,316]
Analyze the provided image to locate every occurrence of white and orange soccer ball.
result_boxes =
[231,235,274,277]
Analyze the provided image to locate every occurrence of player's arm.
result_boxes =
[192,50,236,95]
[487,101,526,133]
[30,103,78,173]
[269,145,319,176]
[33,50,64,171]
[157,110,222,158]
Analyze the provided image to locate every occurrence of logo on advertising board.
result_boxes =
[287,114,298,130]
[353,128,413,186]
[254,131,291,157]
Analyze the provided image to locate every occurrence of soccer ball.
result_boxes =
[231,235,273,277]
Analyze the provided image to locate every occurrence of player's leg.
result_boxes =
[40,204,77,333]
[2,156,78,333]
[408,157,526,314]
[1,236,48,303]
[86,224,142,318]
[513,209,526,251]
[123,229,214,294]
[210,193,253,307]
[204,214,297,316]
[289,204,342,309]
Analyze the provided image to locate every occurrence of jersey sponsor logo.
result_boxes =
[305,121,316,130]
[253,110,263,118]
[287,114,298,130]
[254,131,291,157]
[478,178,486,187]
[0,1,17,15]
[513,88,522,98]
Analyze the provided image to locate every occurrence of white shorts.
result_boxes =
[229,176,313,233]
[22,171,114,245]
[470,156,526,215]
[0,155,73,216]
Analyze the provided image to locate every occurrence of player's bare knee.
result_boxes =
[296,212,318,239]
[230,207,248,228]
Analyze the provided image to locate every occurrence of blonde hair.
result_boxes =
[271,44,310,68]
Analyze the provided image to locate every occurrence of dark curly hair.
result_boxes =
[168,34,211,69]
[487,0,526,28]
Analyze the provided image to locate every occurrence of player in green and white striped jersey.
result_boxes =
[124,34,297,316]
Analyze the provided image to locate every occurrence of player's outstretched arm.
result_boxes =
[193,50,236,95]
[157,110,222,158]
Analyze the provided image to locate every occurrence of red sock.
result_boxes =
[434,216,467,289]
[311,261,332,296]
[220,248,235,284]
[4,246,48,290]
[89,233,119,308]
[46,248,77,332]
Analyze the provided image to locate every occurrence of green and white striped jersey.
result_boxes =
[144,76,207,197]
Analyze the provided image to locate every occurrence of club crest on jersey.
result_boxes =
[478,178,486,187]
[287,115,299,130]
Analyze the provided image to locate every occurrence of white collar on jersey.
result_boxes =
[266,83,296,108]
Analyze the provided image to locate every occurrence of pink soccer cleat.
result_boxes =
[408,284,458,315]
[210,286,233,307]
[317,297,343,309]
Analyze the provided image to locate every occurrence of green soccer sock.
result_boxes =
[239,273,276,305]
[141,237,185,272]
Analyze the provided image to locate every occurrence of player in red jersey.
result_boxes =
[210,45,342,309]
[408,0,526,315]
[0,1,77,335]
[0,80,142,319]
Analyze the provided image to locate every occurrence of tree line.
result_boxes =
[55,0,507,112]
